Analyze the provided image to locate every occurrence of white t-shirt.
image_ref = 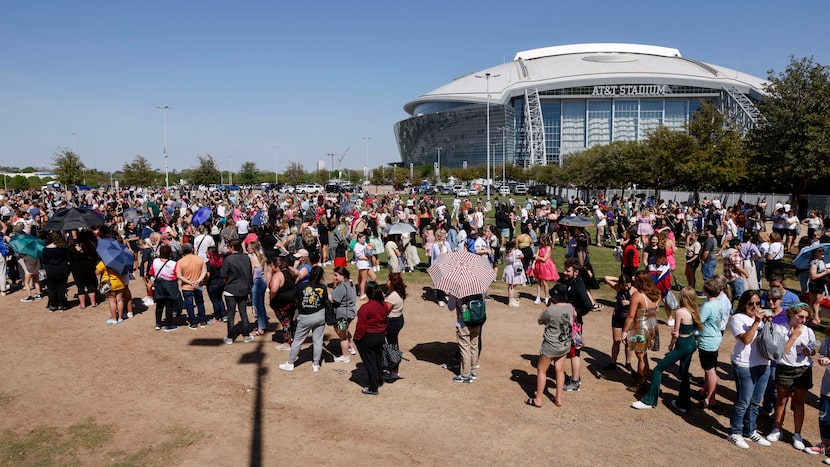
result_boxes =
[775,323,816,367]
[730,313,769,368]
[354,242,371,270]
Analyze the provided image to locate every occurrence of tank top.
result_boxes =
[678,322,695,335]
[270,270,296,309]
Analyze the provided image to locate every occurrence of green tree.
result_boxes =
[121,156,156,187]
[52,149,85,186]
[283,161,306,186]
[313,169,329,185]
[9,175,29,190]
[237,161,260,186]
[190,155,222,186]
[27,176,42,189]
[678,103,747,196]
[748,56,830,197]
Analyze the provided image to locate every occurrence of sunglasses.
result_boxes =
[796,314,810,320]
[748,301,761,306]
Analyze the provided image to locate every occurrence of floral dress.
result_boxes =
[502,249,527,285]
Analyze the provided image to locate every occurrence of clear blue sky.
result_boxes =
[1,0,827,174]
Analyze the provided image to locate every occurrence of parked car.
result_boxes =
[453,185,464,194]
[498,185,511,196]
[468,187,479,196]
[279,185,295,194]
[514,184,527,195]
[528,184,549,196]
[440,186,454,195]
[456,188,470,197]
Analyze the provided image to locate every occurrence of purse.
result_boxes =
[98,278,111,295]
[381,339,403,369]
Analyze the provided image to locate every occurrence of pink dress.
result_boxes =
[531,246,560,282]
[637,214,655,236]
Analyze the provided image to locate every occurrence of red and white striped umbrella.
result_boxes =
[427,250,496,298]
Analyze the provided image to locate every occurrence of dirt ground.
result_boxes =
[0,274,824,466]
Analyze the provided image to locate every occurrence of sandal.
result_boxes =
[524,398,542,408]
[251,329,265,336]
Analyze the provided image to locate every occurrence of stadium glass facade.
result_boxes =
[395,44,765,169]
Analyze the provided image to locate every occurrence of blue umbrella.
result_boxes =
[9,234,46,259]
[793,243,830,270]
[96,238,134,276]
[191,206,212,226]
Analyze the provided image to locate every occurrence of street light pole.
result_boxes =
[273,146,280,185]
[499,127,506,186]
[362,137,371,182]
[436,147,442,183]
[155,105,172,190]
[475,72,499,200]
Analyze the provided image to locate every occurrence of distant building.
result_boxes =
[395,43,766,169]
[317,160,326,171]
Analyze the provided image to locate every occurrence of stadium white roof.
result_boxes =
[403,43,767,115]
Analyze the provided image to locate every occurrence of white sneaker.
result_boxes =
[348,348,357,355]
[278,362,294,372]
[438,301,446,308]
[631,400,653,410]
[667,318,676,327]
[534,297,541,305]
[334,356,350,363]
[793,434,806,451]
[509,300,521,307]
[766,429,781,442]
[728,434,750,449]
[312,364,320,373]
[748,431,771,446]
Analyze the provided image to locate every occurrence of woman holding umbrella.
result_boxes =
[96,254,127,325]
[70,231,99,308]
[42,232,70,311]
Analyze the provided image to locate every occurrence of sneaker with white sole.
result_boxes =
[438,301,446,308]
[631,400,653,410]
[804,445,825,456]
[793,434,806,451]
[767,429,781,442]
[563,380,581,392]
[348,348,357,355]
[334,356,350,363]
[748,431,771,446]
[533,297,541,304]
[278,362,294,372]
[222,337,233,345]
[243,335,255,343]
[728,434,750,449]
[312,364,320,373]
[667,318,676,327]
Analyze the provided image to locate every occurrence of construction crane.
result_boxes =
[337,147,349,178]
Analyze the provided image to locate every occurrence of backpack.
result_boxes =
[462,299,487,327]
[758,323,785,361]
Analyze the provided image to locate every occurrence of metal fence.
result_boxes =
[540,186,829,218]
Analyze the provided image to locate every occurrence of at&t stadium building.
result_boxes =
[395,43,766,169]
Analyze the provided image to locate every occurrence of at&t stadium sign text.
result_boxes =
[591,84,669,97]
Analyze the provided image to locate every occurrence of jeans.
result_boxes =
[182,288,207,325]
[0,255,7,292]
[207,284,226,321]
[701,259,717,282]
[386,316,405,372]
[820,395,830,441]
[729,278,746,302]
[730,364,770,436]
[251,277,267,330]
[224,295,251,339]
[641,335,697,408]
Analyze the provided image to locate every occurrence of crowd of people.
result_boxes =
[2,185,830,458]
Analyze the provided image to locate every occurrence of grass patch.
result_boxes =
[0,419,113,467]
[110,427,202,467]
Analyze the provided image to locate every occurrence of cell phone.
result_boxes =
[762,309,773,317]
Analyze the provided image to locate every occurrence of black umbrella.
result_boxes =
[44,207,105,231]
